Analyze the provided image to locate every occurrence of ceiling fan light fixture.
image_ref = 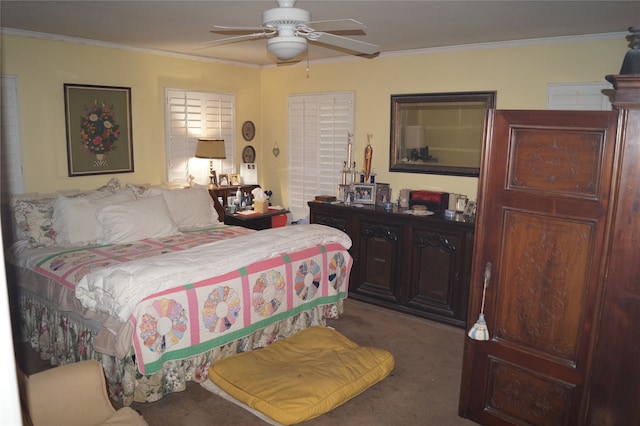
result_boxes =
[267,36,307,60]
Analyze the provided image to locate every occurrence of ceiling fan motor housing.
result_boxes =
[263,5,311,60]
[262,6,310,29]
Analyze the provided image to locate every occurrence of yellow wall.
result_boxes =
[260,37,627,203]
[1,34,262,193]
[1,33,627,204]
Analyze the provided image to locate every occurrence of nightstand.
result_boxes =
[224,208,289,230]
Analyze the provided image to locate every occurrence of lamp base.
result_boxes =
[209,161,218,189]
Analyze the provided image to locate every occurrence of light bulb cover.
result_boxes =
[267,36,307,60]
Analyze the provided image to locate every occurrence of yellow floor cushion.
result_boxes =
[207,326,395,425]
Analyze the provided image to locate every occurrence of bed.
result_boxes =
[7,178,352,406]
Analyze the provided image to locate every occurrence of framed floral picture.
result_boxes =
[64,84,134,176]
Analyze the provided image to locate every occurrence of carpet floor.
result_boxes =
[129,299,478,425]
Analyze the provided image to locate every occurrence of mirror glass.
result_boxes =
[389,91,495,177]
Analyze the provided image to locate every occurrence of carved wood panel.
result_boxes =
[408,228,462,319]
[487,360,574,426]
[311,213,348,233]
[507,129,604,199]
[496,211,594,362]
[356,222,401,302]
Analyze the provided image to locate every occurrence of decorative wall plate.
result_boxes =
[242,145,256,163]
[242,121,255,141]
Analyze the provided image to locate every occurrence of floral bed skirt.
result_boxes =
[18,295,343,406]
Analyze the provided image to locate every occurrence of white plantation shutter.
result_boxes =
[1,75,24,244]
[1,75,24,195]
[288,92,354,221]
[164,89,235,184]
[547,83,612,110]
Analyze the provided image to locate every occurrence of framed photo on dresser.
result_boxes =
[353,183,375,204]
[375,183,391,205]
[229,173,241,186]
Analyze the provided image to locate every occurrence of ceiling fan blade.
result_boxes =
[307,32,379,55]
[196,31,275,49]
[307,19,366,33]
[211,25,267,33]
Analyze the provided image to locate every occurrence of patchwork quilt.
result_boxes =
[28,224,352,374]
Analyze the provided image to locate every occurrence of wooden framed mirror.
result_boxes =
[389,91,495,177]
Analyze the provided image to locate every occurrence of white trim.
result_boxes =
[376,32,627,62]
[0,28,262,68]
[2,27,627,68]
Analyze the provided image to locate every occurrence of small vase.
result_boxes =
[96,153,105,161]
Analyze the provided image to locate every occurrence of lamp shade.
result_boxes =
[196,139,226,159]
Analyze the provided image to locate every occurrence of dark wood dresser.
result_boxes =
[309,201,475,327]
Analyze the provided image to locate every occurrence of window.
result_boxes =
[288,92,354,221]
[164,89,235,185]
[547,83,612,111]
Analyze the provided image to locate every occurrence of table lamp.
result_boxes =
[196,138,226,189]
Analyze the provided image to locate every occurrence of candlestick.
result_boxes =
[364,132,373,181]
[342,160,348,185]
[347,132,354,167]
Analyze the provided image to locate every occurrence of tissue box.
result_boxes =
[254,199,269,213]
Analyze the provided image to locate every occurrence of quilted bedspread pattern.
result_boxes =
[31,224,353,374]
[131,241,351,374]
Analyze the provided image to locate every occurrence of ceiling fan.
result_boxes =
[202,0,379,61]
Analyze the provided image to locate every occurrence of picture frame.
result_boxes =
[389,91,495,177]
[353,183,375,204]
[64,84,134,176]
[240,163,258,185]
[218,174,229,186]
[463,200,477,217]
[229,173,241,186]
[375,183,391,205]
[337,184,350,203]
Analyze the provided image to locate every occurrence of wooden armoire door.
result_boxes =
[458,110,619,425]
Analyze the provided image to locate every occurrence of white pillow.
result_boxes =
[144,187,220,230]
[96,196,180,244]
[125,182,150,199]
[53,191,136,247]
